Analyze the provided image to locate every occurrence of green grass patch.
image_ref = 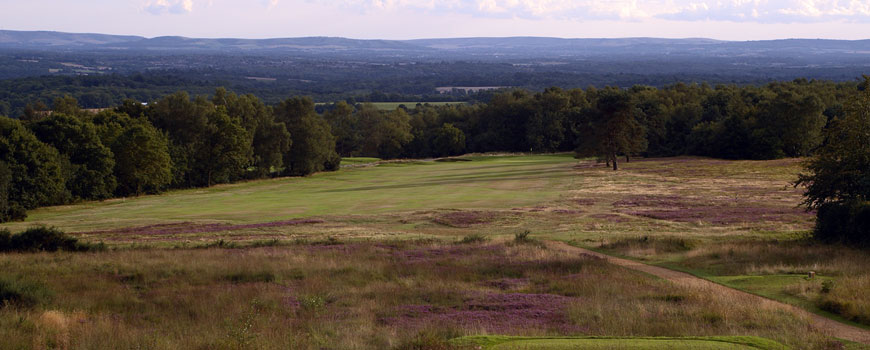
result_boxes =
[0,275,53,307]
[453,336,789,350]
[4,154,575,233]
[340,157,381,165]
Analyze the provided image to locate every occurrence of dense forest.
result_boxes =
[0,77,865,226]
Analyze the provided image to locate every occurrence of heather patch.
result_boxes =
[572,198,596,206]
[381,292,585,334]
[393,244,503,263]
[553,209,584,215]
[613,195,686,208]
[627,205,808,225]
[485,278,530,291]
[612,195,810,225]
[433,211,502,228]
[587,213,633,223]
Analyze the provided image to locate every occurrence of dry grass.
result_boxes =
[0,241,841,349]
[818,276,870,325]
[599,236,870,330]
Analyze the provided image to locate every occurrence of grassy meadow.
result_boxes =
[2,154,870,349]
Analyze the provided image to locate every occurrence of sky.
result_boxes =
[1,0,869,40]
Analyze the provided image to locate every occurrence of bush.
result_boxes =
[323,153,342,172]
[814,201,870,247]
[514,230,533,244]
[1,226,98,253]
[223,271,276,284]
[457,233,488,244]
[0,275,53,307]
[0,229,9,251]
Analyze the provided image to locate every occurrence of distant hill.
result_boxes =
[2,30,870,59]
[0,30,143,47]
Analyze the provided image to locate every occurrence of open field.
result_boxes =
[3,154,870,349]
[3,154,575,235]
[367,102,469,110]
[316,102,469,111]
[2,155,813,246]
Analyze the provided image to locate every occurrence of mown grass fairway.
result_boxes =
[3,154,575,233]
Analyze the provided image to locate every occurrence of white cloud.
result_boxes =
[326,0,667,20]
[661,0,870,22]
[144,0,194,15]
[314,0,870,22]
[778,0,870,18]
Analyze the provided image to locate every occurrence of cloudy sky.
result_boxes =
[1,0,869,40]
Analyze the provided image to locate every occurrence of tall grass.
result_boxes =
[0,241,839,349]
[600,236,870,328]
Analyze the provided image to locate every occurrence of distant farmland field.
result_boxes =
[367,101,469,110]
[316,101,469,110]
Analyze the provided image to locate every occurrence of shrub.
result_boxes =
[298,295,326,314]
[457,233,488,244]
[223,271,276,284]
[814,201,870,247]
[0,229,9,251]
[1,226,98,253]
[0,275,53,307]
[514,230,533,243]
[8,226,79,252]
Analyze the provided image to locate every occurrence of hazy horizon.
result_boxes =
[1,1,869,41]
[5,28,870,42]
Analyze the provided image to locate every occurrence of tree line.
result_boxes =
[0,78,864,223]
[0,89,338,222]
[322,79,854,167]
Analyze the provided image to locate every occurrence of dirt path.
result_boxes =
[546,241,870,345]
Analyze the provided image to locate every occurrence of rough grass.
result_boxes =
[0,242,839,349]
[598,237,870,329]
[454,335,789,350]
